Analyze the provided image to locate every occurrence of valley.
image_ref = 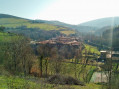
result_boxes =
[0,14,119,89]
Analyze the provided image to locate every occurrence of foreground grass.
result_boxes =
[0,75,101,89]
[0,75,53,89]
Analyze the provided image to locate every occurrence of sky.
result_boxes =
[0,0,119,24]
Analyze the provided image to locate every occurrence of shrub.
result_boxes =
[47,75,85,86]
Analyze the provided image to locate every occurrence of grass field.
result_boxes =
[60,30,76,35]
[0,32,22,42]
[0,75,101,89]
[82,44,100,56]
[0,18,28,24]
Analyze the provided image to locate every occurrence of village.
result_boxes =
[37,36,81,46]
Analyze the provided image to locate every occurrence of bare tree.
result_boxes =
[4,36,35,76]
[50,47,63,74]
[37,44,51,77]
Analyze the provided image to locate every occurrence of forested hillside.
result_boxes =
[79,17,119,28]
[36,17,119,34]
[83,26,119,51]
[102,26,119,50]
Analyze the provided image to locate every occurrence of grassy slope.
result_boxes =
[0,18,71,31]
[0,32,22,42]
[60,63,96,81]
[0,51,101,89]
[0,75,101,89]
[0,55,101,89]
[82,44,100,55]
[60,30,75,35]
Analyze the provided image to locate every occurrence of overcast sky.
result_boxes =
[0,0,119,24]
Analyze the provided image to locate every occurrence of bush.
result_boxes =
[47,75,85,86]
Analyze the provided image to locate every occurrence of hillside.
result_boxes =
[36,17,119,35]
[0,32,21,42]
[102,26,119,50]
[0,14,26,19]
[0,14,76,40]
[36,19,98,33]
[0,14,70,30]
[1,14,119,38]
[95,26,112,35]
[84,26,119,50]
[79,17,119,28]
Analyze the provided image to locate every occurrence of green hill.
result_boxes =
[0,14,74,31]
[0,14,76,40]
